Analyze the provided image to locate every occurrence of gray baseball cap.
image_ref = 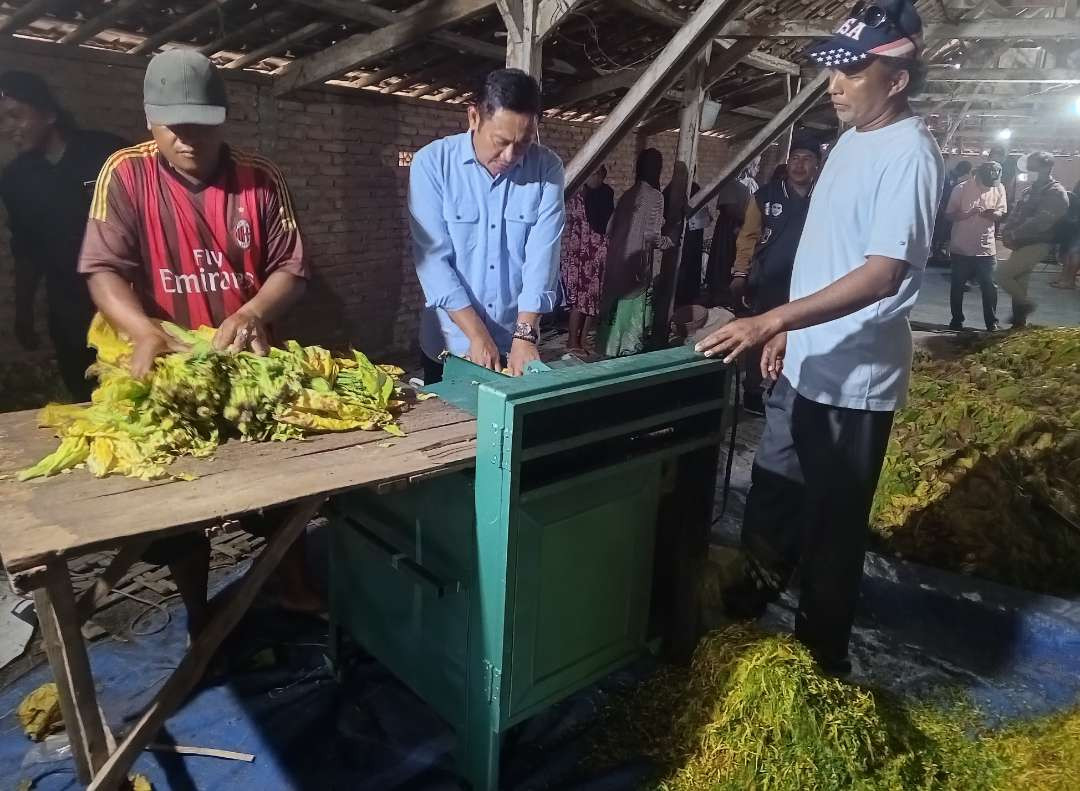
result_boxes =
[144,49,227,126]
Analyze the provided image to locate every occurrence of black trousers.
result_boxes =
[740,377,894,662]
[49,311,96,403]
[950,254,998,329]
[422,354,444,385]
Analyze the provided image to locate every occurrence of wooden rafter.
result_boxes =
[224,20,335,70]
[198,9,293,56]
[129,0,229,56]
[926,67,1080,82]
[60,0,144,46]
[0,0,55,36]
[720,17,1080,40]
[292,0,564,70]
[634,39,760,134]
[564,0,749,196]
[274,0,496,95]
[612,0,799,75]
[688,72,829,214]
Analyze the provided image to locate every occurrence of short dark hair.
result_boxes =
[473,69,542,118]
[876,56,927,99]
[0,70,76,133]
[954,160,973,176]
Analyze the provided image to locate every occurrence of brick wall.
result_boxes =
[0,38,738,378]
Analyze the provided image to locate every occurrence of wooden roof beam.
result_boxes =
[612,0,798,75]
[564,0,749,195]
[926,67,1080,82]
[291,0,575,75]
[129,0,229,56]
[688,72,829,214]
[0,0,55,36]
[275,0,495,95]
[549,39,757,112]
[198,9,293,56]
[224,20,335,70]
[719,17,1080,40]
[60,0,143,46]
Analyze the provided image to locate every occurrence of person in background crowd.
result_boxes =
[411,69,564,382]
[598,148,671,357]
[705,158,760,308]
[989,145,1018,206]
[933,160,972,260]
[998,151,1069,327]
[946,160,1007,331]
[700,0,944,675]
[0,70,127,401]
[662,180,713,307]
[946,161,1010,330]
[80,50,319,636]
[729,133,822,415]
[1050,178,1080,290]
[560,164,613,354]
[676,183,714,306]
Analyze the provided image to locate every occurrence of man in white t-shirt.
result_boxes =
[697,0,944,674]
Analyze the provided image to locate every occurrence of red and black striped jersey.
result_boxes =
[79,141,308,330]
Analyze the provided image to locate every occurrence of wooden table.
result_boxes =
[0,399,476,790]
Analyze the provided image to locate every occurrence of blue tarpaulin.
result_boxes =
[3,550,1080,790]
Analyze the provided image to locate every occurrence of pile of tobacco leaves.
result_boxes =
[19,316,409,481]
[870,328,1080,595]
[591,625,1080,791]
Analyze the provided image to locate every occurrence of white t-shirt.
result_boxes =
[785,116,944,412]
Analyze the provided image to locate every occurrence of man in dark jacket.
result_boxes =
[0,70,127,401]
[729,133,821,414]
[998,151,1069,327]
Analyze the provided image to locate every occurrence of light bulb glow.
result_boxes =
[997,129,1013,141]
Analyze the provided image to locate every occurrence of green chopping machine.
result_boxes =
[327,347,734,789]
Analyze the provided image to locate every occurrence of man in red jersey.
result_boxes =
[79,49,319,636]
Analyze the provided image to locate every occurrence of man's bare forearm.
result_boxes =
[87,271,159,339]
[236,270,306,324]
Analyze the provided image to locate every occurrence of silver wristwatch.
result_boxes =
[513,321,539,344]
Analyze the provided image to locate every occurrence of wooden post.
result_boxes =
[500,0,541,77]
[564,0,750,196]
[87,497,325,790]
[782,75,800,160]
[688,71,828,215]
[651,48,711,347]
[34,561,111,784]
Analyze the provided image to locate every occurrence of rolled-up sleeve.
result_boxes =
[409,147,471,312]
[518,153,565,314]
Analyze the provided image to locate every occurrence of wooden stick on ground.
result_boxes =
[86,496,325,791]
[148,744,256,762]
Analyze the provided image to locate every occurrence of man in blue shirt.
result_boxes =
[409,69,565,382]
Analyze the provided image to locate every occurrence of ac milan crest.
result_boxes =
[233,218,253,250]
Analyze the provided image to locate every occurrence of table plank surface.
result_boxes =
[0,399,477,573]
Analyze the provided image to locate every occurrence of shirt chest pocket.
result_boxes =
[443,202,480,257]
[504,196,539,259]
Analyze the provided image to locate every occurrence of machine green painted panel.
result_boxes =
[507,464,660,718]
[329,473,476,730]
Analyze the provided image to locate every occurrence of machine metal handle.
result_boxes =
[327,503,463,598]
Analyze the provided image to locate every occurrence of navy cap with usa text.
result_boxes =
[804,0,924,69]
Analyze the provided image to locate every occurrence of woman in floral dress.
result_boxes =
[560,164,614,353]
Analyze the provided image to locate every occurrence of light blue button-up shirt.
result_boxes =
[409,131,565,361]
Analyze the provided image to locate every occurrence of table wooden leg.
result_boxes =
[33,560,111,784]
[86,496,325,791]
